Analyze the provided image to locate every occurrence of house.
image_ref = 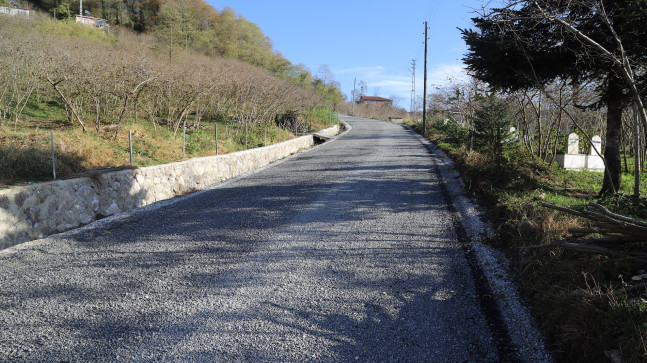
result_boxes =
[359,96,393,106]
[74,14,109,29]
[0,6,31,18]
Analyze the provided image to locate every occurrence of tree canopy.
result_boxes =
[461,0,647,194]
[27,0,291,76]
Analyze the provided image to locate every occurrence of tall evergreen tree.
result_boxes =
[461,0,647,194]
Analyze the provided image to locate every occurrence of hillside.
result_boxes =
[26,0,290,73]
[0,13,340,186]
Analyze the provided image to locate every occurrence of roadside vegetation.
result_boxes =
[411,101,647,362]
[410,1,647,361]
[0,11,340,187]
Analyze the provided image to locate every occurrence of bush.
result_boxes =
[433,118,468,145]
[472,96,516,158]
[598,193,647,220]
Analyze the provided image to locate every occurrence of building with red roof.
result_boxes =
[359,96,393,107]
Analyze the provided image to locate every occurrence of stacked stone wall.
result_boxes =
[0,125,339,249]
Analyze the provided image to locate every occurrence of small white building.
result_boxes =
[0,6,31,19]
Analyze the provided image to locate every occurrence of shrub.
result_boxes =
[471,96,516,158]
[433,118,468,145]
[598,193,647,220]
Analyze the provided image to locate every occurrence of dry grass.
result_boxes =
[0,117,305,187]
[420,124,647,362]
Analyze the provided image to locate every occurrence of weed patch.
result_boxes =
[0,112,334,187]
[415,121,647,362]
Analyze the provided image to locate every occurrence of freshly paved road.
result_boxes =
[2,115,517,361]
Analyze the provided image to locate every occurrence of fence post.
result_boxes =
[215,123,219,155]
[245,122,248,150]
[264,122,267,146]
[182,120,186,158]
[129,131,133,166]
[50,131,56,180]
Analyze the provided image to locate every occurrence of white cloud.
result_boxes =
[427,64,469,87]
[334,62,470,110]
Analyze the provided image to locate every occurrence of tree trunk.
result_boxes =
[601,71,623,195]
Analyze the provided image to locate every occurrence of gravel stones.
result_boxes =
[0,117,549,362]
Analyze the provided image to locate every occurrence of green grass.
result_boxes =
[419,123,647,362]
[36,19,115,44]
[303,108,339,131]
[20,99,68,124]
[0,107,338,186]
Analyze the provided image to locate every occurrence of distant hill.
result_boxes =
[25,0,297,76]
[0,12,343,185]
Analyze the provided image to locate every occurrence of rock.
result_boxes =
[105,203,121,216]
[79,213,93,224]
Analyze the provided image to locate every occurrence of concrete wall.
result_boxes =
[0,125,339,249]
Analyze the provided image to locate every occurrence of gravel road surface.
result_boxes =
[0,115,548,362]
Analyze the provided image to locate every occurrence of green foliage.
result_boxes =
[433,118,468,145]
[0,5,338,185]
[184,128,214,156]
[36,19,115,43]
[598,193,647,220]
[25,0,339,96]
[312,79,343,108]
[461,1,647,96]
[472,96,516,158]
[423,106,647,361]
[461,0,647,196]
[303,108,338,131]
[21,98,65,121]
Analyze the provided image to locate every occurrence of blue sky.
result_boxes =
[206,1,482,110]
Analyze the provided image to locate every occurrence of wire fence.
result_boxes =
[44,114,338,181]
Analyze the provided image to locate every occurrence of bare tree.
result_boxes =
[463,0,647,194]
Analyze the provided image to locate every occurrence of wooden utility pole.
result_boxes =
[422,21,428,135]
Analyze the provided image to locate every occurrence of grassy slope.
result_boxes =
[413,122,647,362]
[1,111,337,187]
[0,20,338,187]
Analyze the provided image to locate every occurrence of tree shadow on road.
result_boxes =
[0,119,488,361]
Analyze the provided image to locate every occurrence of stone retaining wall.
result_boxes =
[0,125,339,249]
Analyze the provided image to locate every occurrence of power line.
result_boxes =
[426,0,440,31]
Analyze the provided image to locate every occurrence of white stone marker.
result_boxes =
[567,133,579,155]
[590,135,602,155]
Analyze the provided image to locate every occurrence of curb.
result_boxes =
[400,123,553,362]
[0,124,347,256]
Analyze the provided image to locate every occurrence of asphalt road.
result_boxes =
[1,115,535,362]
